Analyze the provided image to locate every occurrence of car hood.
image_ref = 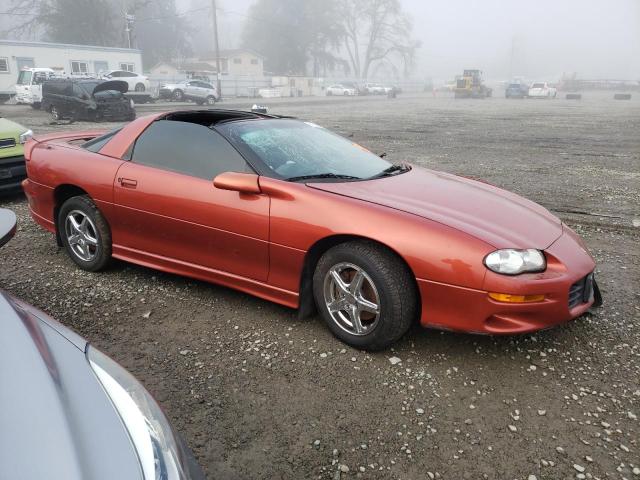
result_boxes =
[0,117,27,137]
[0,292,142,480]
[92,80,129,95]
[308,166,562,249]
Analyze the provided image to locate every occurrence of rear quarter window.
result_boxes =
[82,129,121,153]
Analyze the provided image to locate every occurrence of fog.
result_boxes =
[2,0,638,81]
[204,0,640,81]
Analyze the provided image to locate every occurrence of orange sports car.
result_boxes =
[22,110,601,350]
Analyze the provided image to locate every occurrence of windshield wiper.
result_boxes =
[286,173,362,182]
[370,163,409,179]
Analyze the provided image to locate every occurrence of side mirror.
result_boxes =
[0,209,17,248]
[213,172,261,194]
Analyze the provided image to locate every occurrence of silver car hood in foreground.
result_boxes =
[0,291,143,480]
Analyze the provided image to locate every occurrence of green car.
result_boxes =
[0,116,32,195]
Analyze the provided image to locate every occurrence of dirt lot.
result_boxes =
[1,92,639,479]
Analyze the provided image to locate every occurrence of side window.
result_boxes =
[131,120,250,180]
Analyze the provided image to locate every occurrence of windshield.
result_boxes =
[217,119,392,181]
[17,71,32,85]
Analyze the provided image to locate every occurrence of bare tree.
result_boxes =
[340,0,419,80]
[2,0,118,44]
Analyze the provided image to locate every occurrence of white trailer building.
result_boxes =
[0,39,142,101]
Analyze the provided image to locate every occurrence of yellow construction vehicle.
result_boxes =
[454,69,493,99]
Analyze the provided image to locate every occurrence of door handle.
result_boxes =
[118,177,138,188]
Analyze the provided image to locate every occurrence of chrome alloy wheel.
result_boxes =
[323,262,381,336]
[65,210,99,262]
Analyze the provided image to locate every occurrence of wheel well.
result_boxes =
[53,184,88,246]
[297,234,420,319]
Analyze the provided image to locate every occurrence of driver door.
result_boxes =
[112,119,270,281]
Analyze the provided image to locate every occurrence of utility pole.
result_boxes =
[125,13,135,49]
[211,0,222,100]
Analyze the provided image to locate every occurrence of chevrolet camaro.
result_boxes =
[22,110,600,350]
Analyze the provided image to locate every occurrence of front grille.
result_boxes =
[0,138,17,149]
[569,273,594,309]
[0,156,26,184]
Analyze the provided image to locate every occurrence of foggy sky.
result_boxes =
[209,0,640,81]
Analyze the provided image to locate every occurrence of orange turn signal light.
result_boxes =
[488,292,545,303]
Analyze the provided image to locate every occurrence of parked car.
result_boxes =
[42,79,136,122]
[0,208,205,480]
[101,70,150,92]
[159,80,219,104]
[0,116,31,194]
[22,110,600,350]
[505,83,529,98]
[363,83,388,95]
[326,84,357,96]
[528,82,557,98]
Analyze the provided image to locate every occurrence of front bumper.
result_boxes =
[0,155,26,195]
[418,226,598,334]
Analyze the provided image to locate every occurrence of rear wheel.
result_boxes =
[134,83,145,92]
[173,89,184,101]
[58,195,112,272]
[313,241,418,350]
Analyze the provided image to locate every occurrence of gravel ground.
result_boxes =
[1,92,639,480]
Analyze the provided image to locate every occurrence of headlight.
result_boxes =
[19,129,33,144]
[88,346,197,480]
[484,249,546,275]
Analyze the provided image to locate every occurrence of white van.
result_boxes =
[15,68,55,108]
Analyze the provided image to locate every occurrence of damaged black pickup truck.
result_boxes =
[41,79,136,122]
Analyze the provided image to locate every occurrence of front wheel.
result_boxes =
[313,241,418,350]
[58,195,112,272]
[205,95,216,105]
[50,105,61,120]
[173,89,184,101]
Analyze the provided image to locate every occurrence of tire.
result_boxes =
[134,83,145,92]
[205,95,216,105]
[50,105,61,120]
[58,195,112,272]
[313,240,418,351]
[173,89,184,101]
